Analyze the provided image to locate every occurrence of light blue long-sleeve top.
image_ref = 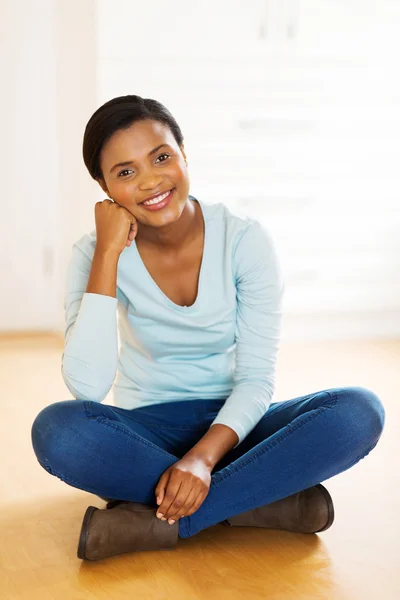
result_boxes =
[62,195,285,449]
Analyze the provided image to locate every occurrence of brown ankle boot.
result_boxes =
[221,484,334,534]
[77,501,179,561]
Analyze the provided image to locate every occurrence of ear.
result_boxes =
[97,178,110,197]
[180,143,188,164]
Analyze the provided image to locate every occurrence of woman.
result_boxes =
[31,95,385,562]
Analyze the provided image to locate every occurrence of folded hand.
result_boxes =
[154,456,212,524]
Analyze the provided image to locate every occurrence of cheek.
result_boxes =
[171,164,189,188]
[110,182,135,205]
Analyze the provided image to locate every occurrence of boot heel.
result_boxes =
[313,484,335,532]
[77,506,97,560]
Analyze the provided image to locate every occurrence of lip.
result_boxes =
[140,188,174,204]
[139,188,175,211]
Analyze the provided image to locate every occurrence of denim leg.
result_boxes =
[31,399,208,538]
[180,386,385,538]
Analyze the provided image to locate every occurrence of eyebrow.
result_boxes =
[109,144,169,173]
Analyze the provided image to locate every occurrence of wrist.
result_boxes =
[95,247,120,261]
[184,424,239,470]
[182,450,215,470]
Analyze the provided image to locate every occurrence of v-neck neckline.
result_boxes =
[132,195,208,312]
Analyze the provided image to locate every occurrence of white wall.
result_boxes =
[0,0,98,333]
[97,0,400,340]
[0,0,59,331]
[1,0,399,340]
[54,0,98,331]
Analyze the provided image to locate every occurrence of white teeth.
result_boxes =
[142,190,171,206]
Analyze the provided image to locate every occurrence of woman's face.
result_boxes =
[98,119,190,227]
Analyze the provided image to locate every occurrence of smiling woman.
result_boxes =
[30,94,385,563]
[82,95,196,251]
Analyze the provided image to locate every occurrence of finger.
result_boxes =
[182,490,208,517]
[155,473,169,502]
[156,488,164,506]
[155,474,168,507]
[168,488,198,520]
[160,480,187,520]
[164,481,193,520]
[157,478,181,519]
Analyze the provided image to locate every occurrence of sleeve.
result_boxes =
[210,221,285,449]
[61,242,119,402]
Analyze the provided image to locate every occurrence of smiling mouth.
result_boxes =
[139,188,174,205]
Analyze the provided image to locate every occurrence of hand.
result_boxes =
[94,199,138,256]
[154,456,212,523]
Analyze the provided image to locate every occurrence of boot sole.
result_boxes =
[77,505,98,560]
[313,484,335,532]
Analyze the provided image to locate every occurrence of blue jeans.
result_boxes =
[31,386,385,539]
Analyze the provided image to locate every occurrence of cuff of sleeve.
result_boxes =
[82,291,119,307]
[209,384,273,449]
[209,418,246,449]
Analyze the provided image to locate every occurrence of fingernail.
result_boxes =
[161,517,167,521]
[156,512,163,518]
[168,519,175,525]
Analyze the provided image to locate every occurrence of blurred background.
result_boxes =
[1,0,399,341]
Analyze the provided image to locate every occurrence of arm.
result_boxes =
[185,221,285,466]
[183,424,239,470]
[86,247,120,297]
[61,236,120,402]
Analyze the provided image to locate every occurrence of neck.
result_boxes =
[135,197,201,251]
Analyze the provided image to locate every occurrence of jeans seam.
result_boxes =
[84,400,180,458]
[118,421,205,431]
[337,438,380,472]
[89,402,206,431]
[212,391,338,486]
[87,415,178,459]
[37,458,106,495]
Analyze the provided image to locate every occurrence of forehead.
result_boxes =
[100,119,175,167]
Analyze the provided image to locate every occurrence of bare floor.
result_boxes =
[0,333,399,600]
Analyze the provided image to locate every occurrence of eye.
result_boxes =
[117,154,170,178]
[156,152,170,163]
[117,169,133,178]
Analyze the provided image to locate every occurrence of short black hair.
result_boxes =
[82,94,184,181]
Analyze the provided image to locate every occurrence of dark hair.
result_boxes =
[82,94,184,181]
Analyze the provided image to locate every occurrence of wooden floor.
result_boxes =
[0,333,399,600]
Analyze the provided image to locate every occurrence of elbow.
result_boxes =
[61,354,115,402]
[61,372,112,403]
[236,376,275,396]
[235,378,276,411]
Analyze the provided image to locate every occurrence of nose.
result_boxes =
[138,168,164,191]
